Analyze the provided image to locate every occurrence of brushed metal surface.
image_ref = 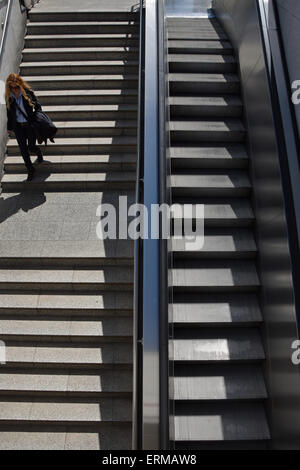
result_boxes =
[166,0,213,18]
[213,0,300,449]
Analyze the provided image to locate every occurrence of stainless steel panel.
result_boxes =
[213,0,300,449]
[142,0,160,450]
[166,0,213,17]
[276,0,300,140]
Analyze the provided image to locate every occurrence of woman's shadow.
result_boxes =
[0,170,50,224]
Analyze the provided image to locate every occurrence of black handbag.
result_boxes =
[14,99,57,146]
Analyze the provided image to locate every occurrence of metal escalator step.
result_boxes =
[169,73,240,94]
[172,293,262,326]
[170,96,242,118]
[172,259,259,291]
[170,119,245,143]
[173,402,270,441]
[168,40,233,55]
[173,328,265,362]
[171,171,251,197]
[171,200,254,227]
[169,54,237,73]
[172,228,257,259]
[173,364,267,400]
[171,144,248,169]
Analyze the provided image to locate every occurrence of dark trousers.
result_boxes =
[14,123,41,172]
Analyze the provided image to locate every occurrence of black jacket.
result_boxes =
[7,88,42,132]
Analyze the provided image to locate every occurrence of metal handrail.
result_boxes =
[132,0,145,451]
[132,0,169,450]
[257,0,300,336]
[0,0,13,67]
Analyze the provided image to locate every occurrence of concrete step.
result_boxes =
[0,370,132,397]
[0,292,133,317]
[26,22,139,35]
[0,424,131,450]
[172,199,255,227]
[22,47,139,62]
[8,121,137,139]
[28,11,139,23]
[0,187,135,238]
[173,364,267,400]
[7,136,137,155]
[0,398,131,425]
[3,342,132,368]
[25,34,139,48]
[170,145,248,169]
[171,171,251,197]
[172,293,262,326]
[169,73,240,94]
[0,266,133,291]
[20,60,139,76]
[173,328,265,362]
[170,96,242,118]
[172,228,257,259]
[0,240,133,267]
[4,154,136,173]
[22,74,138,90]
[1,171,136,192]
[35,89,138,105]
[172,259,260,292]
[8,104,137,122]
[0,317,132,343]
[170,119,245,143]
[169,54,237,73]
[174,403,270,441]
[168,40,233,55]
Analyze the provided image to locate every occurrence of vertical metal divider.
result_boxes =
[158,0,171,451]
[142,0,160,449]
[132,0,145,451]
[133,0,171,450]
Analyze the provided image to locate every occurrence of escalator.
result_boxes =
[134,0,300,451]
[168,16,270,450]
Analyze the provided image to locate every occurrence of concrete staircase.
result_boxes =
[168,17,271,449]
[0,9,138,449]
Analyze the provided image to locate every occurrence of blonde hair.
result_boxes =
[5,73,34,109]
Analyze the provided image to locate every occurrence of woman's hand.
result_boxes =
[7,130,14,138]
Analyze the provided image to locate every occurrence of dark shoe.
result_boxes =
[36,148,44,163]
[26,167,36,182]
